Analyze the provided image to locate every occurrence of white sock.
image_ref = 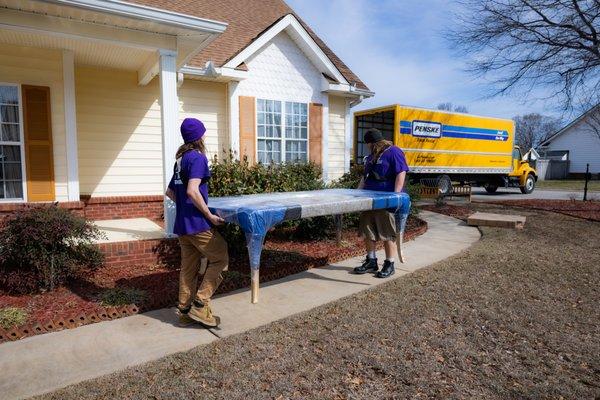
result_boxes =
[386,257,395,263]
[368,251,376,259]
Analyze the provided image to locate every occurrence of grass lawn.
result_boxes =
[37,205,600,399]
[536,179,600,191]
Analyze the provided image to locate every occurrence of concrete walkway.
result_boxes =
[0,211,479,400]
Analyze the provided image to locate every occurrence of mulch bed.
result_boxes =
[486,199,600,222]
[0,216,427,342]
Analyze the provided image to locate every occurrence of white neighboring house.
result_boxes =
[540,105,600,177]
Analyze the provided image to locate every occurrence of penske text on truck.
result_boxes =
[354,105,538,194]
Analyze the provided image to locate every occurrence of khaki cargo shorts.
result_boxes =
[359,210,397,242]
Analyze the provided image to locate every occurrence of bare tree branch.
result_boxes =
[448,0,600,111]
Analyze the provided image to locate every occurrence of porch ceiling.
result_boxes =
[0,28,152,70]
[0,0,227,80]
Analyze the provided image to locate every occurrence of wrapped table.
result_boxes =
[209,189,411,303]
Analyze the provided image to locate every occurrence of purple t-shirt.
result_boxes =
[168,151,211,235]
[364,145,409,192]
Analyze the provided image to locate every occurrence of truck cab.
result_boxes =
[485,146,537,194]
[510,146,538,193]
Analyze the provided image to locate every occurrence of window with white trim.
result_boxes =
[0,85,24,200]
[257,99,308,164]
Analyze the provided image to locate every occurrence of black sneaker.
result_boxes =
[353,257,378,274]
[376,260,395,278]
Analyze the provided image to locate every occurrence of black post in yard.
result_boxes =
[583,163,590,201]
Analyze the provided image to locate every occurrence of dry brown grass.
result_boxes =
[37,204,600,399]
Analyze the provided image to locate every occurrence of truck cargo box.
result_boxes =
[354,105,515,175]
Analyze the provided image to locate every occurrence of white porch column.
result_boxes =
[321,98,330,182]
[344,98,352,173]
[227,81,240,159]
[62,50,80,201]
[158,49,179,234]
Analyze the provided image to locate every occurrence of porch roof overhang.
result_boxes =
[0,0,227,84]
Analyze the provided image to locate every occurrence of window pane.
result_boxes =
[1,124,19,142]
[300,114,307,126]
[4,163,21,180]
[257,99,264,112]
[300,103,307,114]
[2,145,21,162]
[274,113,281,125]
[273,126,281,138]
[274,101,281,113]
[0,105,19,123]
[4,181,22,199]
[257,112,265,124]
[0,86,18,105]
[257,139,266,151]
[266,101,273,112]
[293,103,300,114]
[286,102,293,114]
[300,127,307,139]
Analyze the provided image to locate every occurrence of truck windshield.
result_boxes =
[513,148,522,160]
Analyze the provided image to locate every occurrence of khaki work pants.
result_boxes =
[178,229,229,308]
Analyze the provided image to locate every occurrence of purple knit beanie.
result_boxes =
[180,118,206,143]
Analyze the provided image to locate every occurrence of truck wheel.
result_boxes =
[520,174,535,194]
[484,184,498,193]
[436,175,452,195]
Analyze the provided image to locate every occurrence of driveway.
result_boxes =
[471,187,599,201]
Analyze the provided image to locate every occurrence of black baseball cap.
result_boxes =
[364,128,384,144]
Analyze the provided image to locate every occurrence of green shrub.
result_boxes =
[209,153,324,196]
[100,287,147,306]
[0,307,28,329]
[0,205,105,294]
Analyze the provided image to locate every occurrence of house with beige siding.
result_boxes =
[0,0,372,232]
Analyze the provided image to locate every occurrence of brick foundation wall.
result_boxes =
[97,237,179,269]
[80,195,163,221]
[0,195,164,222]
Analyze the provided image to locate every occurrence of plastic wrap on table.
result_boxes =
[395,195,411,234]
[208,189,412,269]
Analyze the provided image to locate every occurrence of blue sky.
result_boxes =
[286,0,553,119]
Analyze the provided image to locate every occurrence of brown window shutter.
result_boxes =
[309,103,323,165]
[22,85,55,202]
[239,96,256,163]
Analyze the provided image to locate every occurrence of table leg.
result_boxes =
[396,233,405,263]
[251,269,259,303]
[395,210,409,264]
[334,214,343,246]
[246,233,266,304]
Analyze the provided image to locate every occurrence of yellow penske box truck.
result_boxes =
[354,105,538,194]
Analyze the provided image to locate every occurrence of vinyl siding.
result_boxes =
[75,66,163,196]
[76,67,228,197]
[178,80,228,160]
[328,95,347,180]
[0,43,68,201]
[546,118,600,173]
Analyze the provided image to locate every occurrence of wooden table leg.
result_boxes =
[334,214,343,246]
[251,269,259,304]
[396,232,405,263]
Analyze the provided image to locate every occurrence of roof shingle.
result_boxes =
[128,0,369,90]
